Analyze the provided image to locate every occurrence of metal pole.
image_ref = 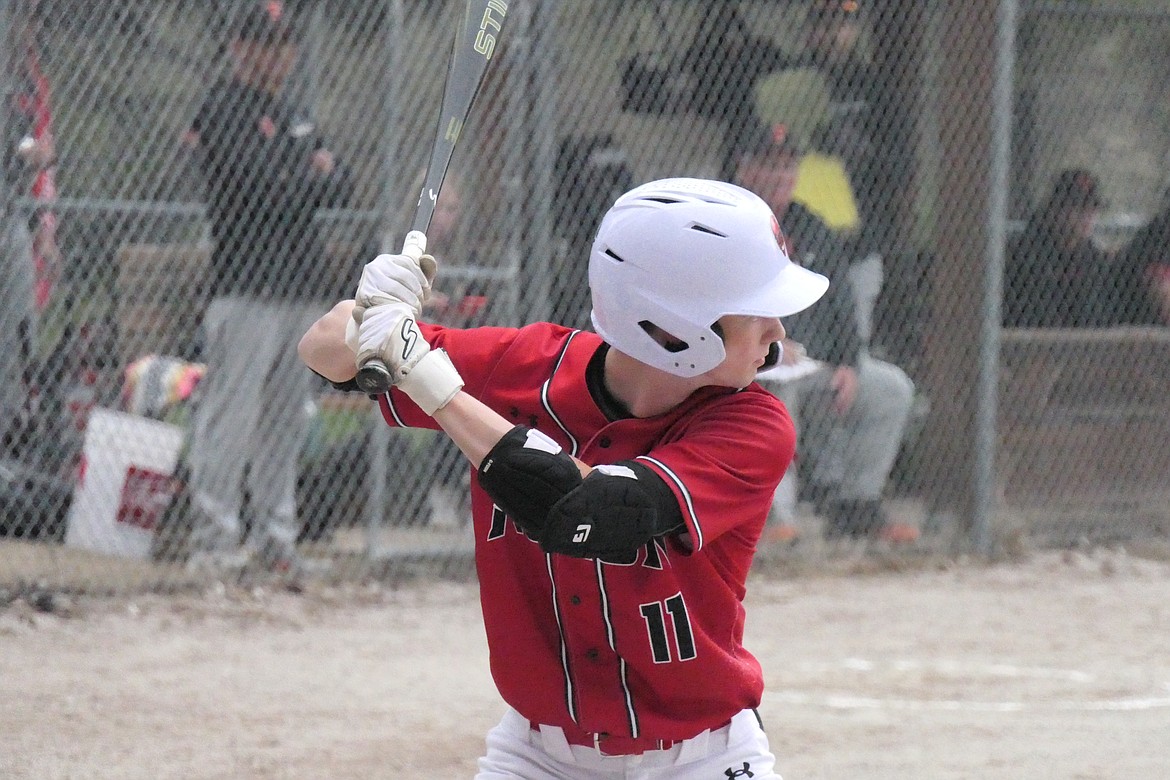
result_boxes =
[0,0,12,220]
[301,0,325,113]
[927,0,999,548]
[527,0,560,326]
[500,0,532,326]
[975,0,1019,555]
[364,0,406,559]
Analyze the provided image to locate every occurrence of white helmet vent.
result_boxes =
[687,222,727,237]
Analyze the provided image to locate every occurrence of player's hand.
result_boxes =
[830,364,859,415]
[17,134,55,170]
[356,302,463,414]
[354,252,437,320]
[779,338,806,366]
[310,148,335,175]
[355,301,421,373]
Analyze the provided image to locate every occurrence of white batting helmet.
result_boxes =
[589,178,829,377]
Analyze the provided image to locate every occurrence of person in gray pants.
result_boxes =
[0,62,55,457]
[735,123,916,540]
[0,213,34,455]
[180,3,353,573]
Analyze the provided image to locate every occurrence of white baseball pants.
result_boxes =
[475,707,781,779]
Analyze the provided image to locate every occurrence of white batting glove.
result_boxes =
[353,251,438,320]
[356,302,464,415]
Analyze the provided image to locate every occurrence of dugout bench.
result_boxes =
[997,326,1170,540]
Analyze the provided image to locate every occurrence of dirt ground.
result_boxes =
[2,547,1169,780]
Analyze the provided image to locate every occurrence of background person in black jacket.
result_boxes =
[1115,205,1170,327]
[179,1,354,575]
[0,64,51,457]
[735,123,916,541]
[1003,168,1121,329]
[681,2,787,180]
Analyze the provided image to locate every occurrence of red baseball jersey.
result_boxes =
[378,322,794,741]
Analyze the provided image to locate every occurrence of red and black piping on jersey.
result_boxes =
[539,330,586,455]
[635,454,704,551]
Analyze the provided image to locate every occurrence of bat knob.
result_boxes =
[355,361,394,395]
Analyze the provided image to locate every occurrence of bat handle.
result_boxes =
[354,231,431,395]
[402,230,428,261]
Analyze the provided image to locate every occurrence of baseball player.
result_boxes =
[300,178,828,778]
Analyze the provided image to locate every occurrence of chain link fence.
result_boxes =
[1,0,1168,593]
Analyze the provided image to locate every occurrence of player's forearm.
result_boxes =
[344,290,588,475]
[433,393,591,478]
[430,394,513,468]
[299,300,359,383]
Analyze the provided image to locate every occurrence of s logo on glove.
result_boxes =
[354,302,464,415]
[398,316,421,362]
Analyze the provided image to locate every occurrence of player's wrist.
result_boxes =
[398,349,464,415]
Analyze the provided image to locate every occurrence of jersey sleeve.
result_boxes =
[377,323,521,429]
[634,387,793,552]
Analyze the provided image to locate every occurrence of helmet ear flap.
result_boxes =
[592,282,726,378]
[637,321,690,353]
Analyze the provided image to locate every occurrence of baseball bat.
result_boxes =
[355,0,509,395]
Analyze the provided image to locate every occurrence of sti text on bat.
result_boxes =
[475,0,507,59]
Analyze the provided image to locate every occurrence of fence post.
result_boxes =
[925,0,1007,553]
[363,0,408,557]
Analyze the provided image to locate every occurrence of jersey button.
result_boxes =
[570,595,581,605]
[599,436,611,448]
[585,648,600,661]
